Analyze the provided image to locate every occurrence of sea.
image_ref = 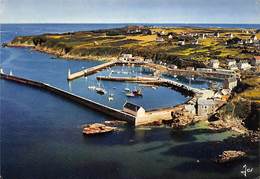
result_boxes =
[0,24,259,179]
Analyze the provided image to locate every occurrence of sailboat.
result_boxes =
[108,91,114,101]
[88,79,96,90]
[96,80,107,95]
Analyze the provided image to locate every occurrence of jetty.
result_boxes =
[67,61,118,80]
[0,72,136,124]
[67,60,146,81]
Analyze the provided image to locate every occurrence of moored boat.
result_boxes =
[125,91,135,97]
[133,88,142,96]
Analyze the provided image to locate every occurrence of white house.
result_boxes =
[123,102,146,117]
[168,34,173,39]
[169,64,178,69]
[237,61,251,70]
[209,60,219,69]
[178,40,185,46]
[156,37,164,42]
[227,59,236,67]
[251,35,258,41]
[120,54,133,61]
[191,40,199,45]
[228,65,238,71]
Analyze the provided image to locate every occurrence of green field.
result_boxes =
[7,26,260,66]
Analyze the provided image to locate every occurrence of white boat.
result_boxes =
[124,88,130,92]
[96,81,107,95]
[96,87,107,95]
[126,91,135,97]
[108,95,114,101]
[88,85,96,90]
[108,91,114,101]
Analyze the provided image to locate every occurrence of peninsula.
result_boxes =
[5,26,260,68]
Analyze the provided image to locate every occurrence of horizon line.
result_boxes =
[1,22,260,25]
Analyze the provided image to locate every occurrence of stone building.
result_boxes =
[197,98,215,116]
[251,56,260,66]
[123,102,146,117]
[223,77,237,90]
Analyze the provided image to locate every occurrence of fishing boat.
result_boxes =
[96,87,107,95]
[125,91,135,97]
[133,88,142,96]
[82,123,116,135]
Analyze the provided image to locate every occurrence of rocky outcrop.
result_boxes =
[215,150,246,163]
[171,110,194,128]
[208,116,248,134]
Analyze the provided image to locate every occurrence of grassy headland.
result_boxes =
[5,26,260,67]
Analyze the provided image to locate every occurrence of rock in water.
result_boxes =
[215,150,246,163]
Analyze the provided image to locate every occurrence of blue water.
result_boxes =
[1,24,259,179]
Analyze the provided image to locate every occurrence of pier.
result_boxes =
[1,73,136,124]
[96,76,201,94]
[67,60,146,81]
[67,61,118,80]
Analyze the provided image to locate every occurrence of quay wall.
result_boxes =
[68,61,146,81]
[0,73,136,124]
[97,76,197,96]
[167,69,233,79]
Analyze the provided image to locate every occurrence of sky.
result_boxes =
[1,0,260,24]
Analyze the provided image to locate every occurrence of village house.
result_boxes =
[178,40,185,46]
[237,61,251,70]
[126,26,144,34]
[119,53,133,61]
[159,31,165,35]
[209,59,219,69]
[226,59,238,70]
[156,37,164,42]
[169,64,178,69]
[123,102,146,117]
[215,68,235,74]
[223,77,237,90]
[144,58,153,63]
[251,56,260,66]
[227,59,236,67]
[168,34,173,39]
[186,67,195,71]
[197,98,215,116]
[251,35,258,41]
[214,32,220,38]
[196,68,213,72]
[191,40,199,45]
[228,65,238,71]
